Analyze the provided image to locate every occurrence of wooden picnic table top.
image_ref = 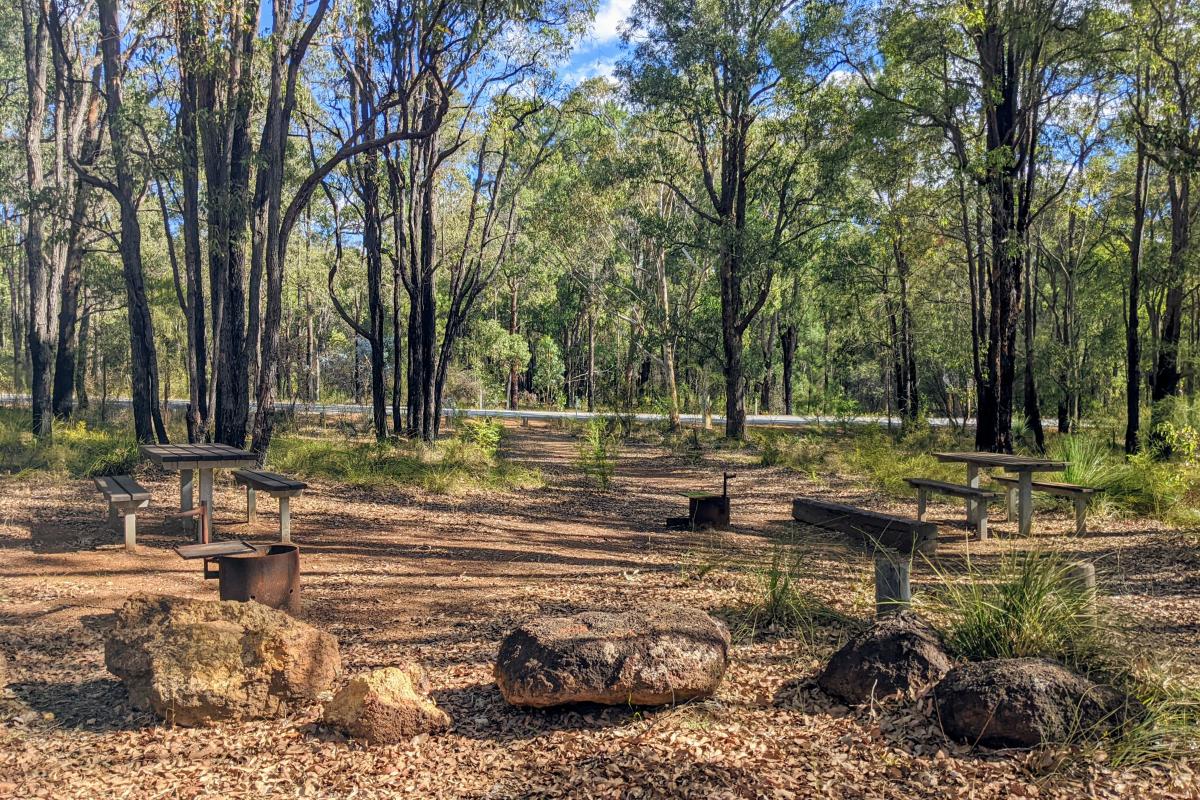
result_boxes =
[140,443,257,469]
[932,451,1067,472]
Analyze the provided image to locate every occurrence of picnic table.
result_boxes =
[933,451,1067,538]
[141,444,258,536]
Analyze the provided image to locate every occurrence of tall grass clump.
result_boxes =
[925,550,1105,667]
[576,417,621,489]
[740,547,850,642]
[1050,434,1189,519]
[926,550,1200,764]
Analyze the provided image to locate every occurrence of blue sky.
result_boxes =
[561,0,633,84]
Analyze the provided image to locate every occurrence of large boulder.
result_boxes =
[934,658,1138,748]
[495,607,730,707]
[817,611,952,704]
[322,665,451,743]
[104,593,341,726]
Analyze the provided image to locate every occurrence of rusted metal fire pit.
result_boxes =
[667,471,735,531]
[211,544,301,613]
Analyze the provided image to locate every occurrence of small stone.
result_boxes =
[321,665,450,744]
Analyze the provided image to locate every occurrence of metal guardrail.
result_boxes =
[0,393,971,429]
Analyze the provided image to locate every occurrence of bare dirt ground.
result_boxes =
[1,421,1198,799]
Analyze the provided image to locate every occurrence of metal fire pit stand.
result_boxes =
[667,471,736,531]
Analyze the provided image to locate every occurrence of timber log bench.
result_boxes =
[990,476,1096,535]
[232,469,307,543]
[95,475,151,550]
[791,497,938,555]
[904,478,999,540]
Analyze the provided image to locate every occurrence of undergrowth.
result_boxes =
[923,550,1200,766]
[738,547,853,644]
[268,419,539,494]
[0,409,139,478]
[575,417,621,489]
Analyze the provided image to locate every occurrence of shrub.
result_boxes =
[576,417,620,489]
[1050,434,1189,518]
[754,430,827,474]
[457,418,503,458]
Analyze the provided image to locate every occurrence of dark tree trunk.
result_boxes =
[96,0,167,443]
[1150,173,1190,415]
[781,323,797,415]
[1126,126,1149,454]
[1022,246,1045,451]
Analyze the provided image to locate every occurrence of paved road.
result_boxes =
[0,393,972,430]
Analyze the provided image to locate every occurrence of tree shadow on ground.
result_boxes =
[430,682,641,743]
[8,678,156,733]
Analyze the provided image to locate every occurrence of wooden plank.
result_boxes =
[932,451,1067,471]
[991,475,1095,495]
[904,478,999,499]
[112,475,151,502]
[792,497,938,555]
[175,540,257,560]
[94,476,130,503]
[234,468,306,493]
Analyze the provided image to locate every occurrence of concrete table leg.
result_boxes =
[279,496,291,543]
[247,486,257,523]
[198,468,214,539]
[179,469,194,535]
[1018,471,1033,537]
[966,463,980,524]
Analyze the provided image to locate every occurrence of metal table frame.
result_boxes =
[141,445,258,536]
[932,452,1067,538]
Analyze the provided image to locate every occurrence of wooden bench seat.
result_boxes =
[95,475,150,550]
[991,475,1096,534]
[904,478,999,540]
[232,469,307,542]
[791,497,938,555]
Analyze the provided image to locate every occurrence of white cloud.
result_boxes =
[564,58,618,86]
[592,0,634,43]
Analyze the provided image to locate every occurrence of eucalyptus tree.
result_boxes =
[862,0,1112,451]
[621,0,845,439]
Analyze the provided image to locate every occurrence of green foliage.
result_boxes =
[925,551,1105,666]
[740,547,850,642]
[575,417,621,489]
[839,430,963,496]
[754,430,828,473]
[456,418,503,458]
[0,410,139,478]
[268,431,539,495]
[925,550,1200,763]
[1050,434,1191,519]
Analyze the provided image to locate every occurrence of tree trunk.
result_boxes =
[97,0,167,443]
[781,323,797,415]
[1150,172,1190,448]
[586,309,596,413]
[1022,244,1045,451]
[1126,123,1149,454]
[21,0,53,438]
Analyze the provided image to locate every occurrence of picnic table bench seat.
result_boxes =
[232,469,307,543]
[990,475,1096,535]
[904,477,1000,540]
[94,475,150,550]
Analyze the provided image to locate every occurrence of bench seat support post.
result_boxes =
[114,499,147,550]
[874,554,911,615]
[1074,496,1087,536]
[965,463,980,524]
[247,486,257,523]
[976,506,988,540]
[1006,487,1017,522]
[1018,472,1033,537]
[279,496,291,543]
[916,490,927,522]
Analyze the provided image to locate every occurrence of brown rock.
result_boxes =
[322,665,450,743]
[495,607,730,707]
[934,657,1140,748]
[817,611,952,704]
[104,593,341,726]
